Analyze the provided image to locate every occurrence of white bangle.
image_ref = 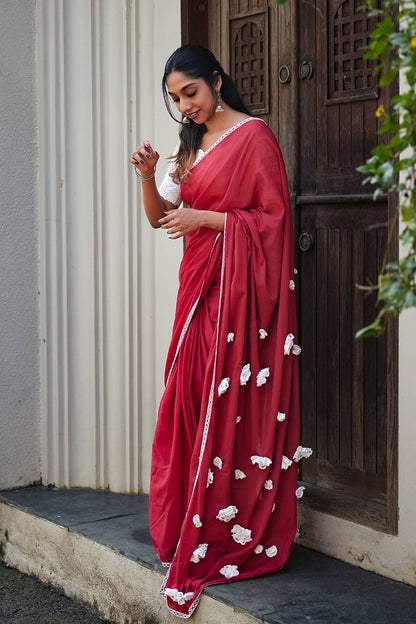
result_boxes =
[134,165,156,181]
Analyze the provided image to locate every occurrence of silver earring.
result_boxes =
[182,116,190,124]
[215,89,224,113]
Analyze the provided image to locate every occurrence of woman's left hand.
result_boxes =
[159,208,204,239]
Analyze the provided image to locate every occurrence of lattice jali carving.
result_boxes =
[328,0,378,102]
[230,12,269,113]
[230,0,268,16]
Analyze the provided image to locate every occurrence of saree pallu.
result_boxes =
[150,118,302,618]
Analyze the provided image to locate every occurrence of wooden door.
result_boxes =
[184,0,397,533]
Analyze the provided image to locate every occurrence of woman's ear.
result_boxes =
[213,71,222,91]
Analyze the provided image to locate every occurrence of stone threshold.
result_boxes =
[1,486,415,624]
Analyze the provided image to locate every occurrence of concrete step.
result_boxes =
[1,487,416,624]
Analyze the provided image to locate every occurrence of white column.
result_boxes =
[38,0,181,492]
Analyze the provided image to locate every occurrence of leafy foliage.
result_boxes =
[355,0,416,337]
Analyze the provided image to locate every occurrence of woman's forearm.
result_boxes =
[141,177,169,228]
[200,210,225,232]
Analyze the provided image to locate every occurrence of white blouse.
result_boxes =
[158,147,204,207]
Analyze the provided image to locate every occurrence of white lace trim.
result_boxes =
[165,588,195,605]
[165,232,222,384]
[161,220,227,615]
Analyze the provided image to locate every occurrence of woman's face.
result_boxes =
[166,71,221,124]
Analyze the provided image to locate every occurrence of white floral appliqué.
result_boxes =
[277,412,286,422]
[256,367,270,387]
[216,505,238,522]
[231,524,253,545]
[256,368,270,387]
[240,363,251,386]
[293,446,313,462]
[165,588,195,605]
[235,469,247,480]
[254,544,264,554]
[295,486,305,499]
[265,545,278,558]
[281,455,293,470]
[207,468,214,488]
[259,329,268,339]
[236,415,242,424]
[284,333,294,355]
[193,514,202,528]
[190,543,208,563]
[218,377,230,396]
[251,455,272,470]
[264,479,273,490]
[289,279,295,290]
[227,332,235,343]
[219,564,239,579]
[292,344,302,356]
[213,457,223,469]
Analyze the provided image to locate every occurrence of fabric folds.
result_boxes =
[149,118,300,617]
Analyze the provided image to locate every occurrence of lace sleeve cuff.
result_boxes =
[158,145,182,206]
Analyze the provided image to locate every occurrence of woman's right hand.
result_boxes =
[129,141,159,176]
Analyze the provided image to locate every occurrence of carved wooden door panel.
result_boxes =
[297,0,397,533]
[185,0,397,533]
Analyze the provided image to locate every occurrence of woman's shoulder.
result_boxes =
[240,117,279,149]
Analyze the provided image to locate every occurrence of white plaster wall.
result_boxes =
[0,0,41,488]
[37,0,181,493]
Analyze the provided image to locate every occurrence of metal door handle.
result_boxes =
[298,232,314,251]
[279,64,291,84]
[298,61,314,80]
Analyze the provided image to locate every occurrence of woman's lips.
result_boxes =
[187,110,201,120]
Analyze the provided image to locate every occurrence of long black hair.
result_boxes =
[162,44,250,182]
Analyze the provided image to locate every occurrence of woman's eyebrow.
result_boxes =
[168,82,197,96]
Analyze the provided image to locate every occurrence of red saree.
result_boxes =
[150,118,304,617]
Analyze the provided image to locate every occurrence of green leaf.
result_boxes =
[379,68,398,86]
[355,321,383,338]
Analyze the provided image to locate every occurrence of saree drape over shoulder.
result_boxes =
[150,118,302,618]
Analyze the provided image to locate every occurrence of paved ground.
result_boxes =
[2,487,416,624]
[0,559,108,624]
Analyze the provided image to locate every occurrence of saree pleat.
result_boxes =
[149,118,301,617]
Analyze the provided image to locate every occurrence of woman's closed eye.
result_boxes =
[171,91,197,103]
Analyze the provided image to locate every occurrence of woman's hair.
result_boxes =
[162,44,250,182]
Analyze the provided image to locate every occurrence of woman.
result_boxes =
[129,45,308,619]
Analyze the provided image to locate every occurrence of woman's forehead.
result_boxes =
[166,71,202,94]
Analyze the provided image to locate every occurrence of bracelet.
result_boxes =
[134,165,156,181]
